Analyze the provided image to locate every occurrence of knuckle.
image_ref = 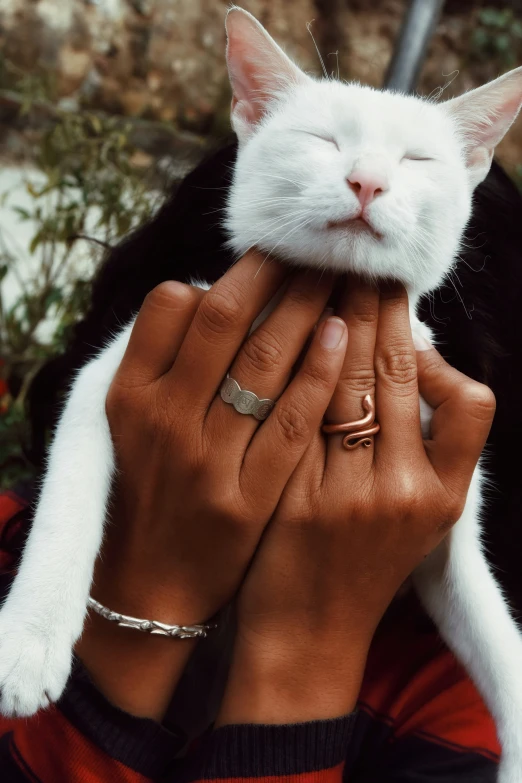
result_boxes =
[105,380,131,420]
[459,382,496,422]
[418,350,443,377]
[285,284,319,311]
[198,281,244,335]
[144,281,192,311]
[275,402,310,446]
[393,478,421,516]
[423,484,465,535]
[376,344,417,388]
[241,329,284,373]
[350,300,379,326]
[445,498,465,526]
[106,379,152,435]
[339,366,376,394]
[436,501,464,534]
[302,356,331,388]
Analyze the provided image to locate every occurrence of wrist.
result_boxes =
[76,609,198,720]
[216,627,371,726]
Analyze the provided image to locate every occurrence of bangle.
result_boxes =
[87,597,217,639]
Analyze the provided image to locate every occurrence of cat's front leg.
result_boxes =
[0,324,132,716]
[413,468,522,783]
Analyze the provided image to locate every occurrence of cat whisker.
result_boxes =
[427,290,449,324]
[260,172,309,189]
[231,195,309,210]
[234,210,313,262]
[327,51,341,81]
[306,20,329,80]
[446,270,473,319]
[456,253,489,274]
[204,196,307,217]
[261,207,311,228]
[259,216,315,269]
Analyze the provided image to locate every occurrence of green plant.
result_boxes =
[0,68,163,489]
[470,8,522,68]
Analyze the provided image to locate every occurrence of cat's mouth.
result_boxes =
[326,216,383,241]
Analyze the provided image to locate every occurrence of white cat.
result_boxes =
[1,7,522,779]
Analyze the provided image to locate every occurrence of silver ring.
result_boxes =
[220,375,275,421]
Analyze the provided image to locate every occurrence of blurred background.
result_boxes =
[1,0,521,487]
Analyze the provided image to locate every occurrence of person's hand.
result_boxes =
[77,251,349,718]
[217,280,496,725]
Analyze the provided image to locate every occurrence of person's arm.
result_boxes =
[213,281,495,778]
[0,497,184,782]
[0,253,350,781]
[182,613,499,783]
[71,254,347,722]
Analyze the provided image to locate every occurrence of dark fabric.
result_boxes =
[58,658,186,778]
[348,732,499,782]
[0,734,43,783]
[179,716,356,780]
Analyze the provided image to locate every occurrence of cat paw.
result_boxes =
[0,622,72,717]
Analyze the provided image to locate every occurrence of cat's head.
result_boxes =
[224,6,522,296]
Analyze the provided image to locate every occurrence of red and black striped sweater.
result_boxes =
[0,488,500,782]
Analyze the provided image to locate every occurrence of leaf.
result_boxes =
[26,181,42,198]
[116,212,132,235]
[495,33,511,53]
[29,231,43,254]
[12,206,31,221]
[88,114,103,134]
[44,287,63,311]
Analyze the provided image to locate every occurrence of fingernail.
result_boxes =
[320,317,346,349]
[413,333,432,351]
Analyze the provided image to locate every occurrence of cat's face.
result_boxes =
[224,7,522,296]
[227,81,469,294]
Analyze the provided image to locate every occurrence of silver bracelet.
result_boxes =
[87,597,217,639]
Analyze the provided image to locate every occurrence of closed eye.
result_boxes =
[402,154,435,162]
[311,134,340,150]
[292,129,340,150]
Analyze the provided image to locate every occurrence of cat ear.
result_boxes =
[225,6,310,144]
[444,67,522,188]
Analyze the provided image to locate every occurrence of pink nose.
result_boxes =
[347,169,388,209]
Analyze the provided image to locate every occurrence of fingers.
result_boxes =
[206,271,334,446]
[416,341,495,493]
[241,317,348,498]
[119,282,204,383]
[373,284,425,465]
[167,252,287,411]
[325,278,379,465]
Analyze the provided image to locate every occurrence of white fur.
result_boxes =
[0,325,130,715]
[1,8,522,781]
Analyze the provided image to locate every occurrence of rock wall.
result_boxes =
[0,0,321,132]
[0,0,521,168]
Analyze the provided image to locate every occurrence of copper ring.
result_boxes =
[322,394,380,450]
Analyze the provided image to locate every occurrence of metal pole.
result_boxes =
[384,0,446,94]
